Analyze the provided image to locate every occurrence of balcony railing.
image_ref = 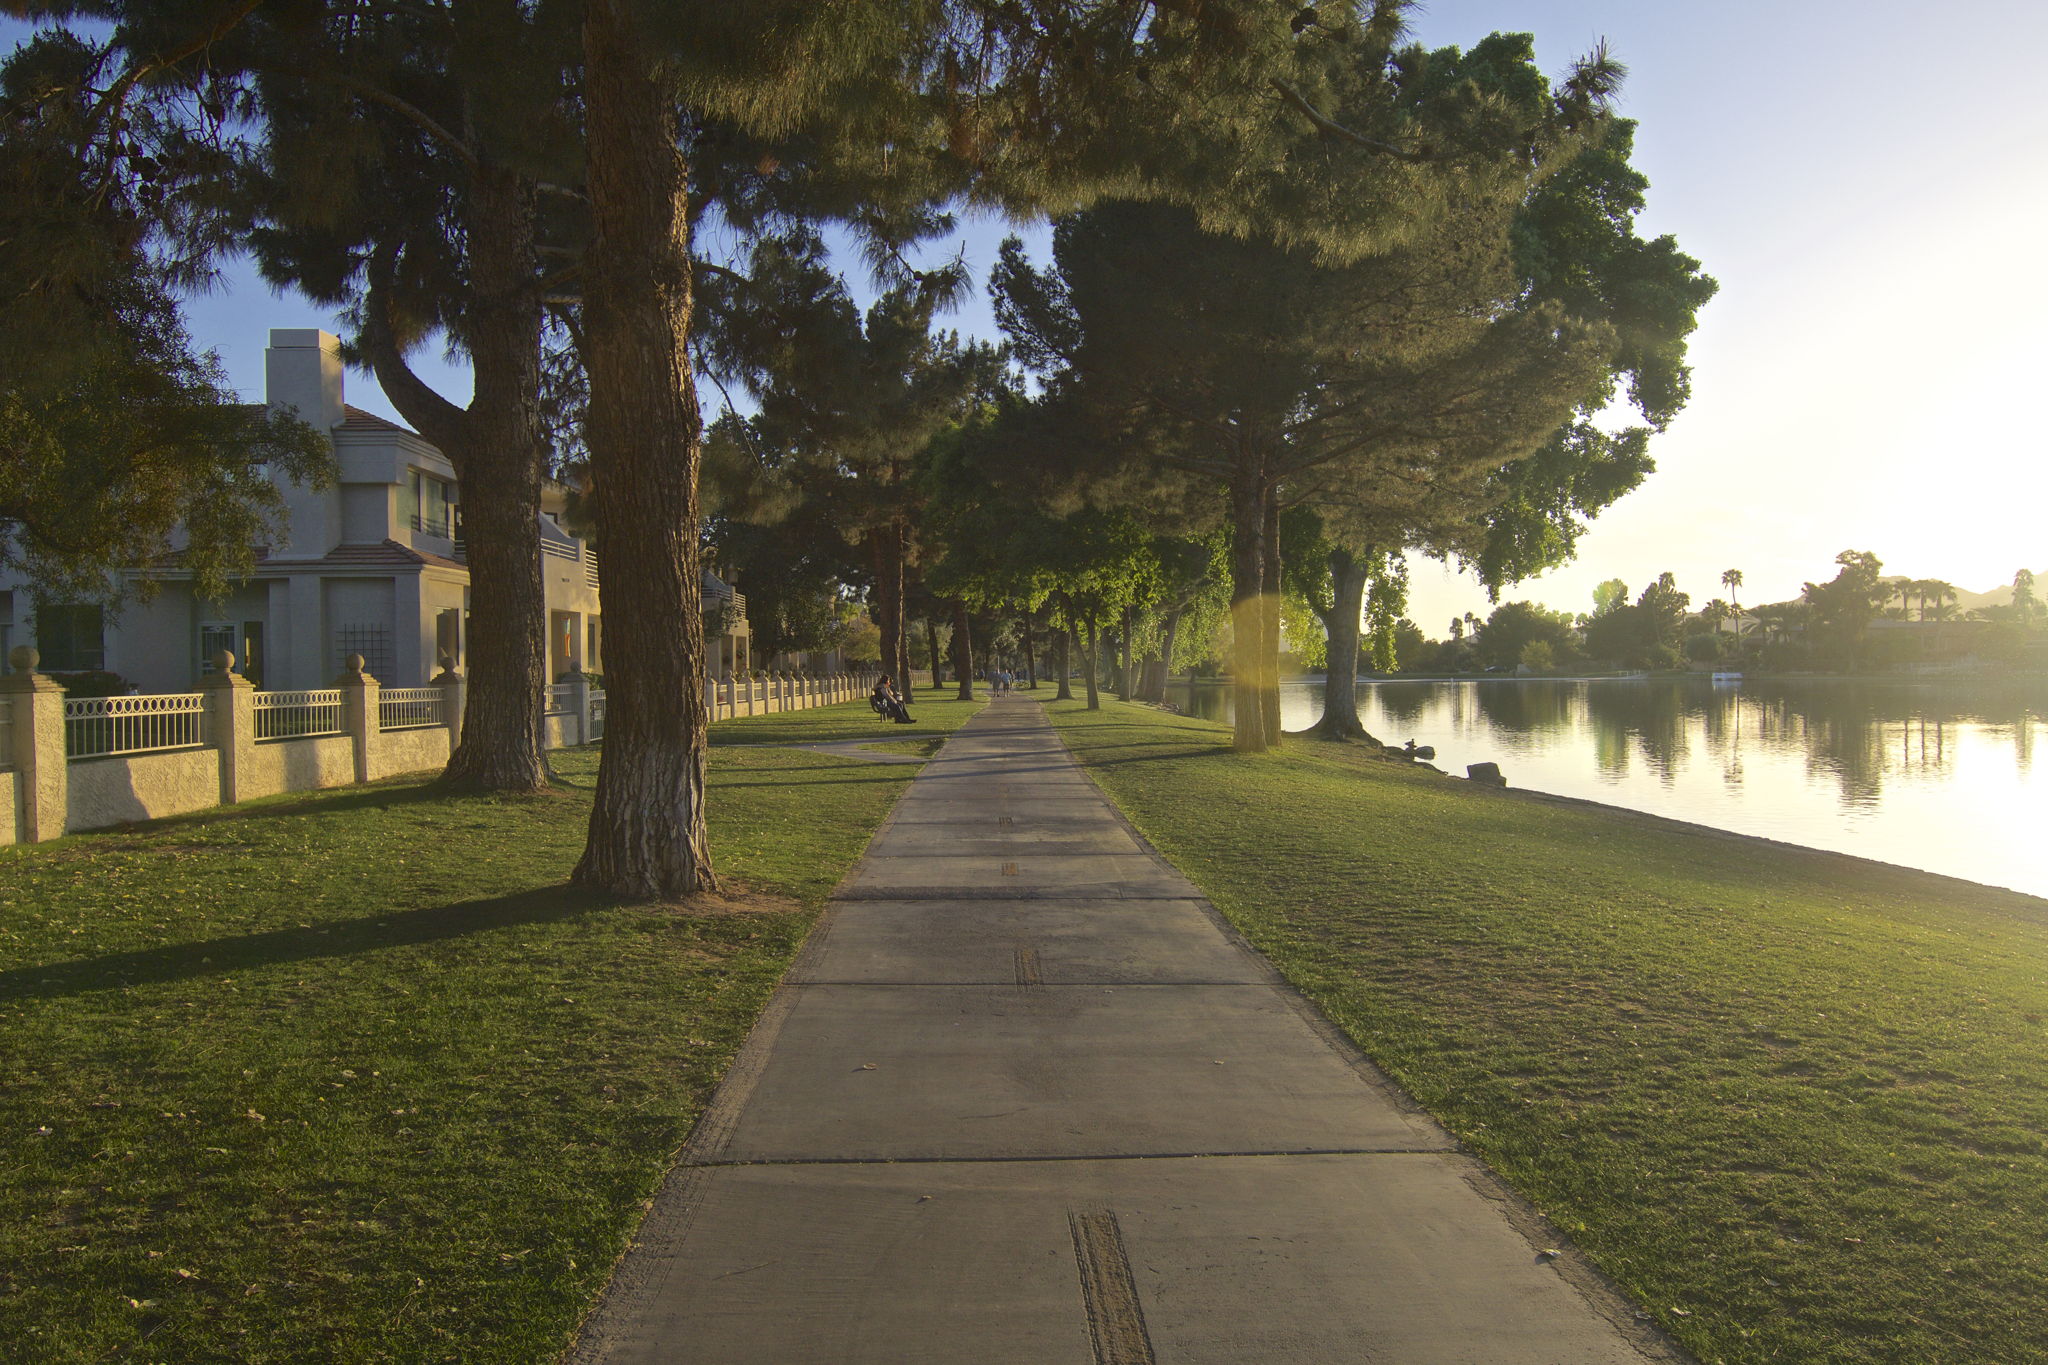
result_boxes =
[410,512,453,538]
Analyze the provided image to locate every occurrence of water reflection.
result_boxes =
[1165,676,2048,898]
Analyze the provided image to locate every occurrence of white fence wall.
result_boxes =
[0,648,876,844]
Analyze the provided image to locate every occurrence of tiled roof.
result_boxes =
[317,539,467,572]
[339,405,418,436]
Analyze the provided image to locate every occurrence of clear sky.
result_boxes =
[11,2,2044,630]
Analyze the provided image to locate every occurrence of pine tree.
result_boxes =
[1,29,330,606]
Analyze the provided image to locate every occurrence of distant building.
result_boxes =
[0,328,750,690]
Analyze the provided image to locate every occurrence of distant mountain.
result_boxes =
[1955,574,2040,612]
[1870,573,2043,613]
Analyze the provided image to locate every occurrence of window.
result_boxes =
[586,618,602,675]
[35,603,105,672]
[199,622,266,688]
[435,608,462,672]
[199,622,237,672]
[334,623,392,681]
[408,470,453,538]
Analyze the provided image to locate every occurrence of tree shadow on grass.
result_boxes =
[1,885,610,1005]
[30,774,583,847]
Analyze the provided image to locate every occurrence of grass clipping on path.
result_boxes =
[0,696,979,1364]
[1047,699,2048,1365]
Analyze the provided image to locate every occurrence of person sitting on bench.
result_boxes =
[870,674,915,724]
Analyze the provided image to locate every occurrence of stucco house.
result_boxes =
[0,328,750,691]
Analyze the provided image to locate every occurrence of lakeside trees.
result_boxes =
[991,38,1711,750]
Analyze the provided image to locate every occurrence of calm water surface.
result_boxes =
[1166,677,2048,900]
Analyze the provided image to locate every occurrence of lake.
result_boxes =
[1164,676,2048,900]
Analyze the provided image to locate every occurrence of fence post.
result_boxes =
[200,650,256,805]
[569,671,593,745]
[339,653,379,784]
[434,655,466,744]
[2,647,68,842]
[703,674,716,723]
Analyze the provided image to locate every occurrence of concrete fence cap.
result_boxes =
[9,645,37,671]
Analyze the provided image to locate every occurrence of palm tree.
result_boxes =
[2014,568,2040,623]
[1721,568,1744,634]
[1904,578,1935,622]
[1922,580,1960,622]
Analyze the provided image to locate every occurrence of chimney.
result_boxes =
[264,329,345,432]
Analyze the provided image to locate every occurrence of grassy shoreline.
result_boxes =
[1044,697,2048,1365]
[0,697,979,1363]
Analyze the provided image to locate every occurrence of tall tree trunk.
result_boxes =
[1313,548,1374,741]
[1083,615,1101,711]
[571,0,715,897]
[1260,488,1284,744]
[926,615,943,689]
[870,529,904,695]
[1054,619,1073,701]
[1021,613,1038,689]
[1227,458,1269,751]
[1117,604,1133,702]
[362,167,550,794]
[897,589,913,695]
[952,600,975,700]
[1144,607,1183,704]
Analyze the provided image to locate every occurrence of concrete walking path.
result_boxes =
[574,697,1681,1363]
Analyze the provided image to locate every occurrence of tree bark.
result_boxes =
[897,585,913,695]
[362,166,550,794]
[1021,613,1038,689]
[1082,614,1101,711]
[571,0,715,897]
[1116,604,1133,702]
[926,615,943,690]
[1313,547,1376,741]
[1054,621,1073,701]
[952,600,975,700]
[1143,607,1183,704]
[869,526,905,694]
[1260,488,1284,744]
[1228,458,1269,751]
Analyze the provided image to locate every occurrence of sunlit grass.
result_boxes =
[709,692,985,748]
[0,733,925,1363]
[1046,698,2048,1365]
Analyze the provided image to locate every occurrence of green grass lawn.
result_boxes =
[1045,698,2048,1365]
[708,691,985,748]
[0,697,972,1363]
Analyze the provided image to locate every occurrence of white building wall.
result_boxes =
[105,587,196,692]
[279,576,325,689]
[341,484,396,544]
[264,331,345,559]
[323,578,398,682]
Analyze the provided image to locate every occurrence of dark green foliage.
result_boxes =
[1,31,330,602]
[1476,599,1576,670]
